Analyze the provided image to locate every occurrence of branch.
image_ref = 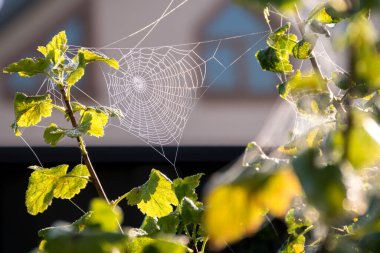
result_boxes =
[59,86,110,203]
[294,4,324,79]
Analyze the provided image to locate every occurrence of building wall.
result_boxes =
[0,0,293,147]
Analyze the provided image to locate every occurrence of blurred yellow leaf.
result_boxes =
[257,169,302,217]
[204,185,263,248]
[204,168,301,248]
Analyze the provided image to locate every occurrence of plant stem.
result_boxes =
[200,237,208,253]
[59,87,110,203]
[294,4,324,79]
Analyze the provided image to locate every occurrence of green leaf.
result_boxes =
[179,197,203,225]
[256,47,293,73]
[157,213,180,234]
[43,227,126,253]
[126,237,187,253]
[285,209,312,236]
[126,169,179,218]
[37,31,68,64]
[267,23,297,54]
[292,40,313,59]
[307,4,342,25]
[88,106,124,119]
[66,52,86,87]
[44,123,84,142]
[53,164,90,199]
[44,123,66,146]
[71,102,86,114]
[278,71,327,99]
[66,67,85,87]
[140,216,160,235]
[14,92,53,128]
[78,49,119,69]
[3,58,50,77]
[292,149,346,220]
[26,164,90,215]
[348,112,380,169]
[328,111,380,169]
[277,72,333,115]
[86,199,123,232]
[173,173,204,201]
[281,234,305,253]
[79,109,108,137]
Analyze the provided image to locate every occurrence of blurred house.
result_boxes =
[0,0,292,147]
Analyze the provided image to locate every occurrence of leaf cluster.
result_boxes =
[33,170,205,253]
[203,1,380,252]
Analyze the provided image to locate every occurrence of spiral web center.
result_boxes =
[132,76,147,93]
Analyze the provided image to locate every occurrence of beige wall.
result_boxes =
[0,0,293,147]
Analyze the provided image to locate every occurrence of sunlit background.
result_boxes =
[0,0,295,148]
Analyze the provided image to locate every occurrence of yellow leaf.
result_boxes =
[256,169,301,217]
[204,169,301,248]
[204,185,265,249]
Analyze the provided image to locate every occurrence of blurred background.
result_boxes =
[0,0,294,148]
[0,0,299,252]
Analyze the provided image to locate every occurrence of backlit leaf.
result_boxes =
[66,52,85,87]
[255,169,301,217]
[348,112,380,169]
[53,164,90,199]
[267,23,297,54]
[88,106,124,119]
[204,184,265,248]
[126,169,179,218]
[285,208,312,236]
[44,123,66,146]
[179,197,203,225]
[66,67,85,87]
[3,57,49,77]
[157,213,180,234]
[26,164,90,215]
[281,234,305,253]
[79,109,108,137]
[140,216,160,235]
[126,237,187,253]
[86,199,123,232]
[204,168,300,248]
[173,173,204,201]
[307,4,342,25]
[37,31,68,64]
[278,71,327,99]
[78,49,119,69]
[14,92,53,128]
[293,40,313,59]
[256,47,293,73]
[43,226,126,253]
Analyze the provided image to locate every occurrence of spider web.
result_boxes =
[66,30,269,167]
[30,1,349,172]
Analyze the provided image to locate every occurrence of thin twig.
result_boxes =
[59,87,110,203]
[294,4,324,79]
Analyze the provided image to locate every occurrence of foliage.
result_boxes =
[202,1,380,252]
[26,164,90,215]
[5,1,380,252]
[4,31,207,253]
